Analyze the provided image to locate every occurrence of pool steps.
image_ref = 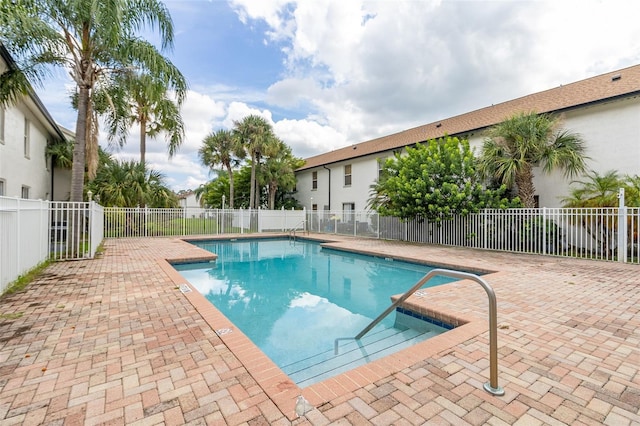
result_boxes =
[283,318,442,387]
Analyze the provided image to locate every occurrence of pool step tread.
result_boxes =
[290,329,439,387]
[283,325,440,386]
[281,325,416,371]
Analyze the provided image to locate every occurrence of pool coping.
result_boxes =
[160,235,496,420]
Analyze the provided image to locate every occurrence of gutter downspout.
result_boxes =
[323,165,331,210]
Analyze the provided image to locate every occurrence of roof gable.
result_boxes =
[298,64,640,171]
[0,44,66,143]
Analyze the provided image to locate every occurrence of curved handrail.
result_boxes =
[288,219,308,240]
[338,268,504,396]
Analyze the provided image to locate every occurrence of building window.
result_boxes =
[24,118,30,159]
[312,203,318,211]
[21,185,29,199]
[377,158,389,180]
[0,107,5,144]
[312,171,318,190]
[0,179,5,196]
[344,164,352,186]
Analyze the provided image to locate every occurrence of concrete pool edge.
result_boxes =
[159,236,497,420]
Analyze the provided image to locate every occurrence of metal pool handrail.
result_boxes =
[287,219,308,240]
[336,268,505,396]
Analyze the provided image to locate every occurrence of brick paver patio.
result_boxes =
[1,235,639,425]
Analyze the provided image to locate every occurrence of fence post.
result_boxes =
[16,198,21,271]
[483,209,488,250]
[618,188,627,263]
[88,200,93,258]
[542,207,547,256]
[40,199,47,261]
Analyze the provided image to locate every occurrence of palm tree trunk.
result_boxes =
[71,86,90,202]
[269,183,277,209]
[226,164,235,209]
[249,153,256,209]
[140,116,147,166]
[85,103,99,181]
[516,166,537,208]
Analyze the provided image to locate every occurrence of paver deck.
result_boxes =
[1,234,639,425]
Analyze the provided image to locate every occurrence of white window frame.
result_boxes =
[344,164,352,186]
[21,185,30,199]
[0,179,5,196]
[24,118,30,159]
[312,171,318,190]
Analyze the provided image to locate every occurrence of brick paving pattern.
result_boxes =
[1,235,639,425]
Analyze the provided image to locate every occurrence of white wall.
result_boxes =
[297,153,391,212]
[534,97,640,207]
[179,192,200,208]
[0,105,52,200]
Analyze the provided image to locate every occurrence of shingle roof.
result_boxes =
[297,64,640,171]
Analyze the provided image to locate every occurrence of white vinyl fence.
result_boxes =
[0,197,104,293]
[306,207,640,263]
[0,197,50,293]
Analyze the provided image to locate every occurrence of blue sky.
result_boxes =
[36,0,640,191]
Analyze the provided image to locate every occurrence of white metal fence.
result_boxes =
[306,207,640,263]
[50,201,104,261]
[2,200,638,293]
[103,207,305,238]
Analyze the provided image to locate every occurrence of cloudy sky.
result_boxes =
[36,0,640,191]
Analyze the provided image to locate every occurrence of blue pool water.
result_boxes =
[174,238,457,386]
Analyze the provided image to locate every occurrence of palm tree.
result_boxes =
[199,129,244,208]
[561,170,621,208]
[233,115,276,209]
[478,111,588,208]
[87,157,177,208]
[623,175,640,207]
[260,140,304,209]
[46,140,74,169]
[106,72,186,166]
[0,0,184,202]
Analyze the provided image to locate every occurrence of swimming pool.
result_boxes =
[174,238,457,386]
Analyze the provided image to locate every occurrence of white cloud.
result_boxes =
[222,101,274,129]
[274,118,348,158]
[179,90,227,152]
[230,0,640,147]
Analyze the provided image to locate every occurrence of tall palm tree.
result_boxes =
[233,115,276,209]
[260,140,304,209]
[198,129,244,208]
[0,0,184,202]
[106,72,186,166]
[478,111,588,208]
